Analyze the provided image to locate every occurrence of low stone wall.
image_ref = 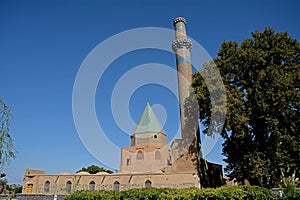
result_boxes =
[0,194,10,200]
[0,194,68,200]
[17,194,68,200]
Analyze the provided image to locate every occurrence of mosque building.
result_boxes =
[22,17,223,194]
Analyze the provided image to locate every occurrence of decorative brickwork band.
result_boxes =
[172,38,193,52]
[173,17,186,25]
[176,56,191,64]
[175,25,185,30]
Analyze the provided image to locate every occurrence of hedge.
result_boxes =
[66,186,275,200]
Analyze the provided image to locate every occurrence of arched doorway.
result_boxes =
[26,183,33,194]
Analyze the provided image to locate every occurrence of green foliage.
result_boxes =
[76,165,113,174]
[120,188,162,200]
[0,178,7,186]
[279,174,300,200]
[0,98,16,167]
[281,173,299,189]
[15,185,23,193]
[65,190,120,200]
[66,186,275,200]
[6,184,22,194]
[282,187,300,200]
[192,28,300,188]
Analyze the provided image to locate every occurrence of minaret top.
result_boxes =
[172,17,192,52]
[173,17,186,26]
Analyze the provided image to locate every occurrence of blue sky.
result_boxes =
[0,0,299,184]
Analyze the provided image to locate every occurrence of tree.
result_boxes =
[0,98,16,167]
[76,165,113,174]
[192,28,300,188]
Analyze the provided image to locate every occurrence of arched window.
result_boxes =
[44,181,50,193]
[136,150,144,160]
[66,181,72,194]
[89,181,95,190]
[155,150,161,160]
[113,181,120,191]
[145,180,152,188]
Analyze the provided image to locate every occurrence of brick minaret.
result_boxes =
[172,17,193,142]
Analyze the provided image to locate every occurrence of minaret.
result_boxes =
[172,17,203,187]
[172,17,193,141]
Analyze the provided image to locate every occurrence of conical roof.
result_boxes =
[133,103,166,135]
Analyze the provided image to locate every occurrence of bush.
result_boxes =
[66,186,275,200]
[66,190,120,200]
[283,187,300,200]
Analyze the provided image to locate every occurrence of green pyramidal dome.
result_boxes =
[133,103,166,135]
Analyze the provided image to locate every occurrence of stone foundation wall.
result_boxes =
[0,194,68,200]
